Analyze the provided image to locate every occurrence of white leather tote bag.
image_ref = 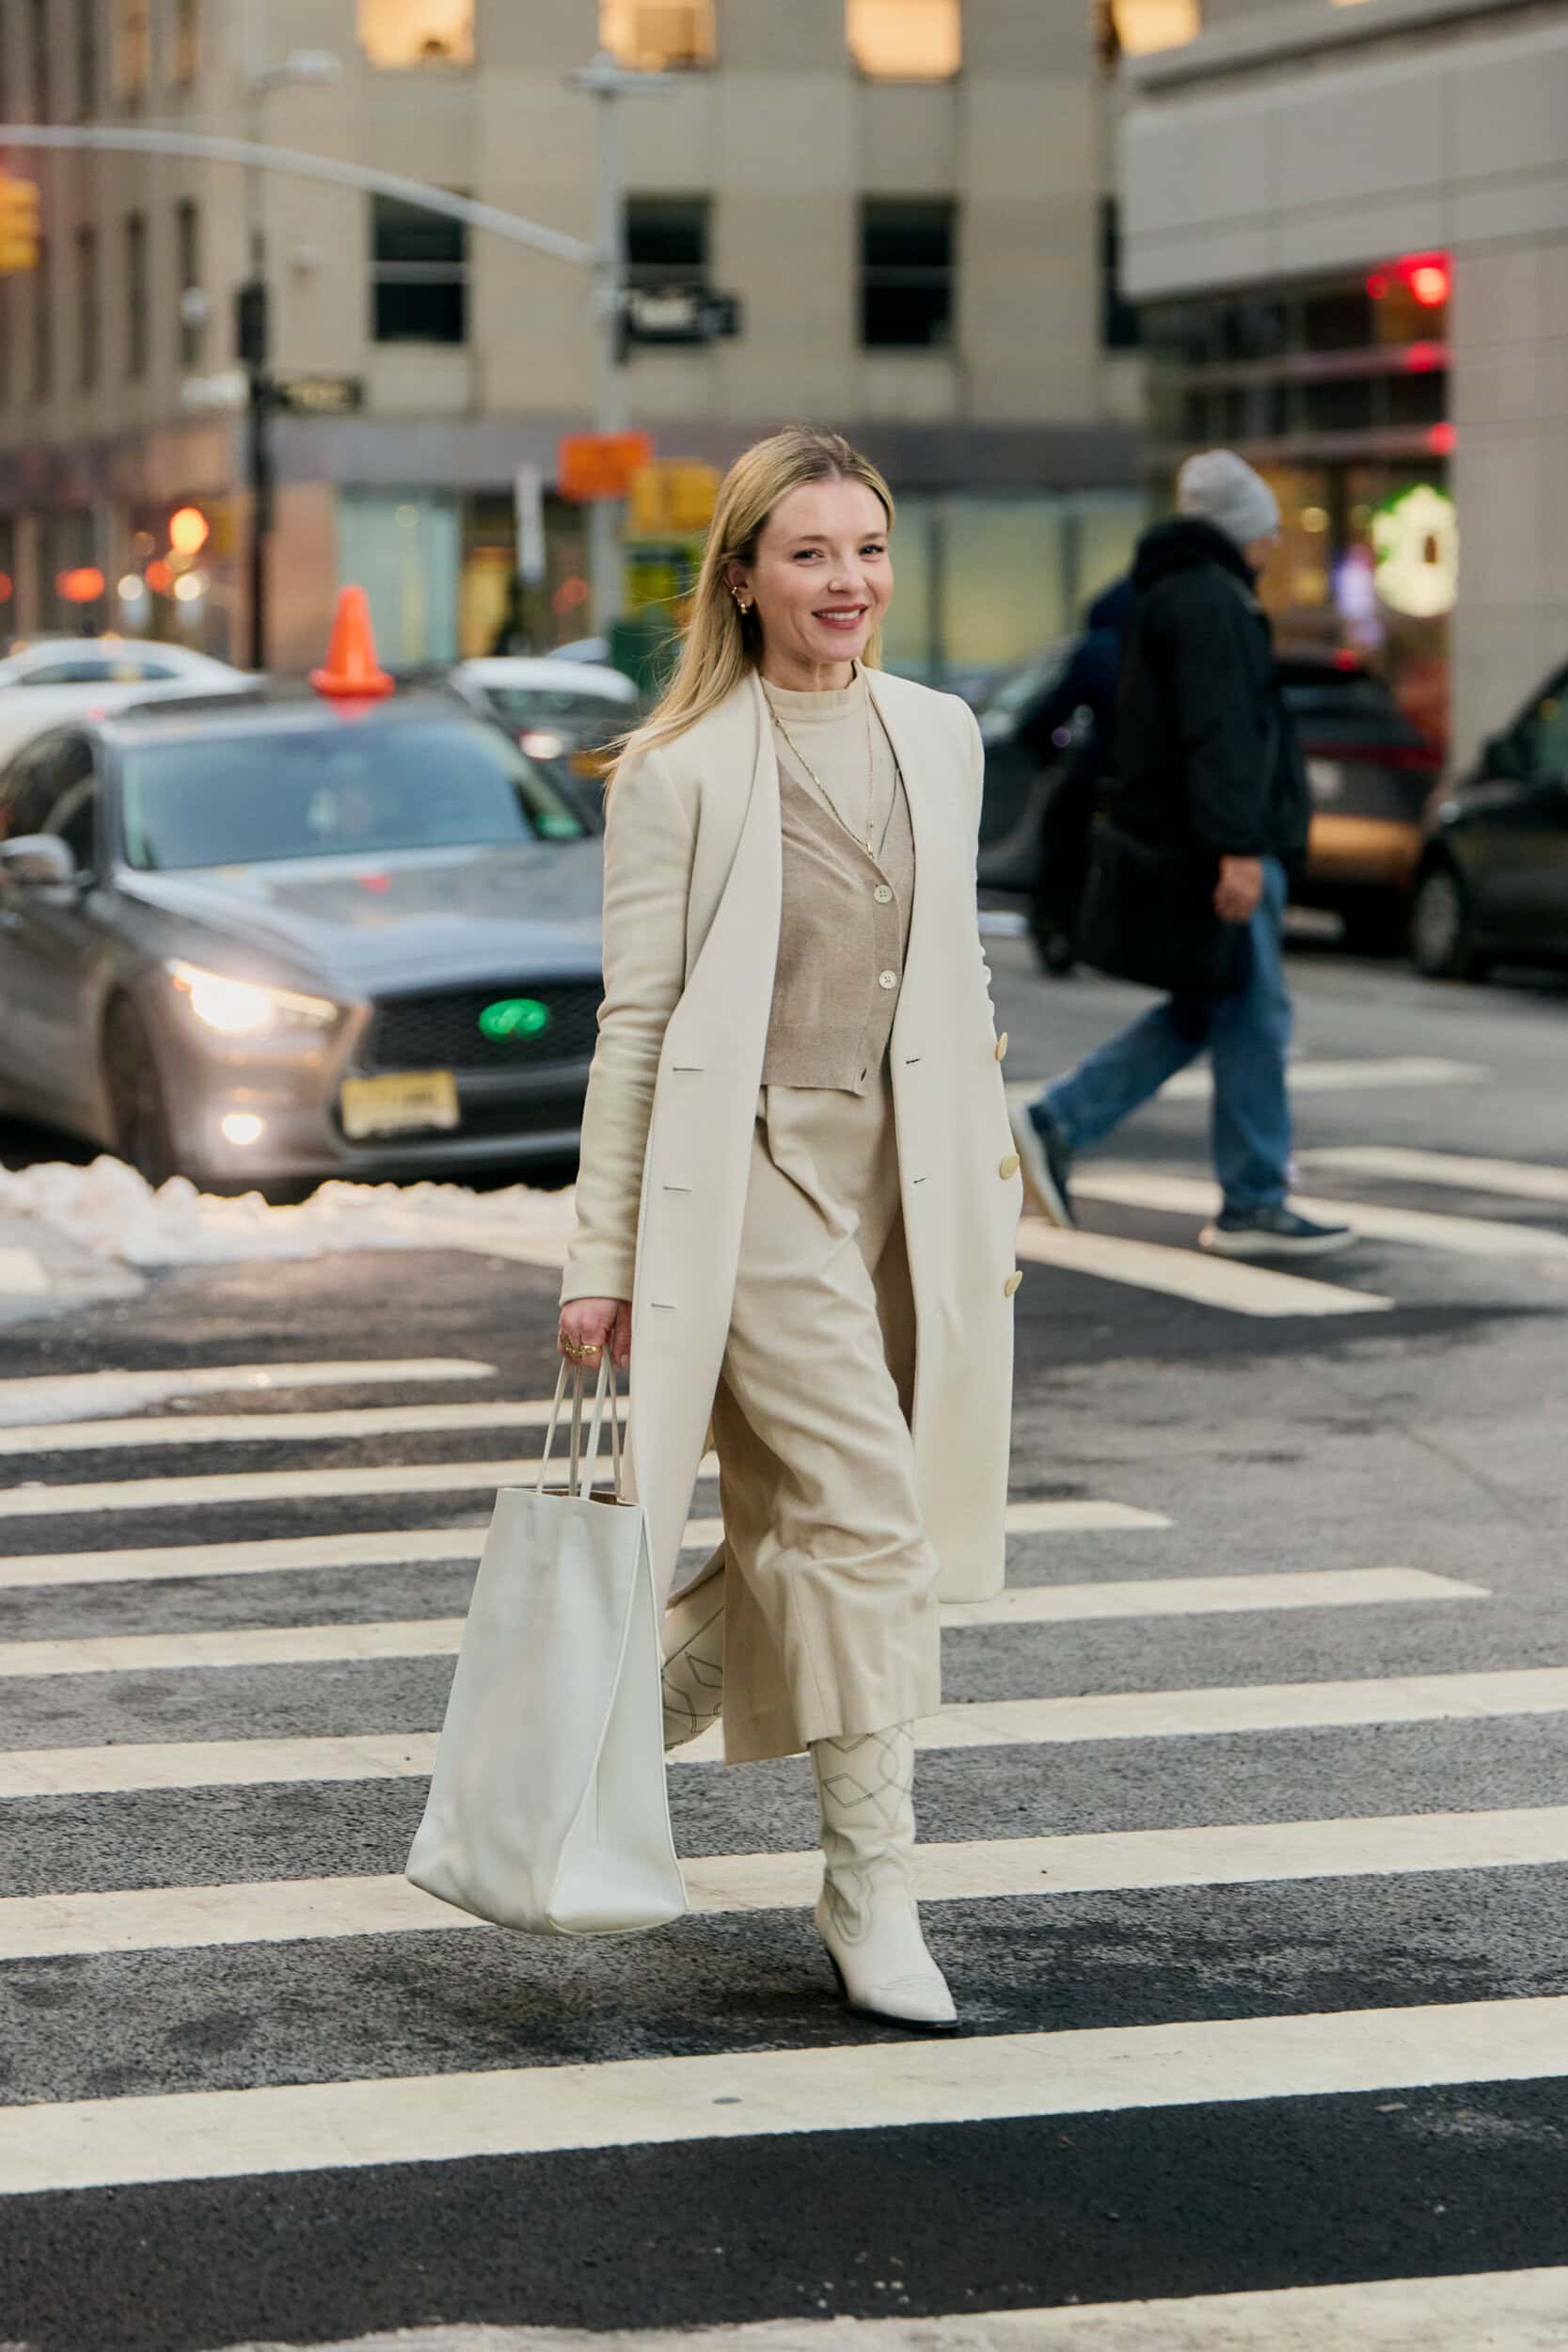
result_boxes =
[405,1358,687,1938]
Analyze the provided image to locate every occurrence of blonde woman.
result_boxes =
[558,428,1023,2028]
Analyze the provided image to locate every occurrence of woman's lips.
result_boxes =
[814,607,869,630]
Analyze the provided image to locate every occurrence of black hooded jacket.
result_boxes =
[1110,516,1310,867]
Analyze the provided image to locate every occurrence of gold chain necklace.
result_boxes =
[763,679,884,856]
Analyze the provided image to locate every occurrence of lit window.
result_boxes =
[357,0,474,68]
[1111,0,1200,57]
[113,0,151,103]
[600,1,716,71]
[847,0,960,80]
[173,0,200,86]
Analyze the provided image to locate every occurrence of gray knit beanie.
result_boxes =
[1177,450,1280,550]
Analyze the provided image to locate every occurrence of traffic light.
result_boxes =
[0,176,41,277]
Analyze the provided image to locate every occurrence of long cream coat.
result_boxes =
[562,667,1023,1617]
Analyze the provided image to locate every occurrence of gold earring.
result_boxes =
[732,586,751,612]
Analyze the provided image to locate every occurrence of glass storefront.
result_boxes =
[1146,267,1455,748]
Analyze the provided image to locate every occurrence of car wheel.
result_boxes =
[103,996,180,1187]
[1410,863,1486,982]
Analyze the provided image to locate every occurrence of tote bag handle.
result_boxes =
[538,1355,624,1502]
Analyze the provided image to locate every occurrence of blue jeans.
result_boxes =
[1039,858,1293,1216]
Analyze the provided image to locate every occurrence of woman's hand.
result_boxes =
[558,1296,632,1372]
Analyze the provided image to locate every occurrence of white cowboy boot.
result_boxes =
[660,1577,724,1751]
[811,1724,957,2031]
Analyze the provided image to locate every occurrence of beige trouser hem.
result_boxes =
[708,1066,942,1765]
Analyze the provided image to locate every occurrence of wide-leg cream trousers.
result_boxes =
[705,1064,942,1764]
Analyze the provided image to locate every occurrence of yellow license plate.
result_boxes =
[340,1069,459,1140]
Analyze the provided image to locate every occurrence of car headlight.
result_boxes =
[166,959,339,1038]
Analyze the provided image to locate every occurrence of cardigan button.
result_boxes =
[877,969,897,991]
[994,1031,1008,1062]
[999,1152,1021,1181]
[874,883,893,904]
[1004,1270,1022,1298]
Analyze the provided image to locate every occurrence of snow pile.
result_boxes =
[0,1155,578,1273]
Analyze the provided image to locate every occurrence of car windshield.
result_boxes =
[481,685,631,725]
[119,718,588,870]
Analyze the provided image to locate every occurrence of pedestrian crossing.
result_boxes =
[1,1187,1565,2351]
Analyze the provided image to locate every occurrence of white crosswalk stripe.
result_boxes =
[7,1665,1565,1798]
[0,1569,1483,1678]
[1073,1167,1568,1262]
[1015,1218,1391,1315]
[1300,1144,1568,1206]
[6,1994,1566,2197]
[0,1397,569,1456]
[3,1804,1559,1964]
[0,1359,495,1425]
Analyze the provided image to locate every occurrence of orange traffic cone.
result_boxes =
[310,585,394,700]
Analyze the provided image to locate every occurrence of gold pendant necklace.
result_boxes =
[764,682,881,856]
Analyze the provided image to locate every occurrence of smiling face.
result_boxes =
[727,476,894,691]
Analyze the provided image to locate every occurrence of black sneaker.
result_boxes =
[1010,1100,1076,1229]
[1200,1205,1355,1260]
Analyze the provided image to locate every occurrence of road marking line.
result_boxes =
[5,1994,1568,2196]
[0,1569,1483,1680]
[0,1359,494,1428]
[1301,1145,1568,1206]
[3,1803,1556,1963]
[0,1454,720,1520]
[7,1665,1567,1797]
[0,1498,1170,1591]
[1162,1057,1485,1099]
[0,1399,568,1457]
[0,1248,49,1296]
[1074,1168,1568,1262]
[1015,1219,1392,1316]
[681,1497,1172,1551]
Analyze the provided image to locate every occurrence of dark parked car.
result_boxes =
[1410,656,1568,980]
[974,635,1439,953]
[0,690,603,1186]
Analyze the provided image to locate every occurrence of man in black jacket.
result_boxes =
[1009,451,1353,1260]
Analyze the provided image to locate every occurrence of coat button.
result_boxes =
[999,1152,1021,1180]
[874,883,893,904]
[878,969,897,990]
[994,1031,1008,1062]
[1004,1270,1022,1297]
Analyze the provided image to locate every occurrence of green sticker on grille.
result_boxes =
[478,997,551,1041]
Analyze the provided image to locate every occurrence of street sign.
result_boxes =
[274,373,365,417]
[558,430,654,502]
[627,459,721,539]
[623,286,742,345]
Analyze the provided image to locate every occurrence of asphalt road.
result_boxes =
[1,936,1567,2352]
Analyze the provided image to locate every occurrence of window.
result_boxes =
[0,282,11,409]
[600,1,715,71]
[356,0,473,66]
[75,0,98,117]
[859,199,955,350]
[114,0,150,103]
[31,235,51,400]
[173,0,198,85]
[626,197,709,291]
[0,8,9,124]
[36,734,98,868]
[75,224,98,389]
[1101,200,1139,351]
[124,210,147,377]
[1107,0,1200,57]
[372,194,467,343]
[28,0,48,120]
[847,0,960,81]
[175,199,201,367]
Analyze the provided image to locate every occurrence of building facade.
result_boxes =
[0,0,1146,683]
[1115,0,1568,761]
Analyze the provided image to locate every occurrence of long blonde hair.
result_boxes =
[610,427,895,787]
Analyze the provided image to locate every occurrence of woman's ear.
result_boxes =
[723,564,754,616]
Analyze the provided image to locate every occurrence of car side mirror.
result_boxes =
[0,834,77,887]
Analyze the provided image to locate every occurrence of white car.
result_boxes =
[0,636,252,768]
[446,656,638,824]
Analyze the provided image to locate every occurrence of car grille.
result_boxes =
[366,980,601,1073]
